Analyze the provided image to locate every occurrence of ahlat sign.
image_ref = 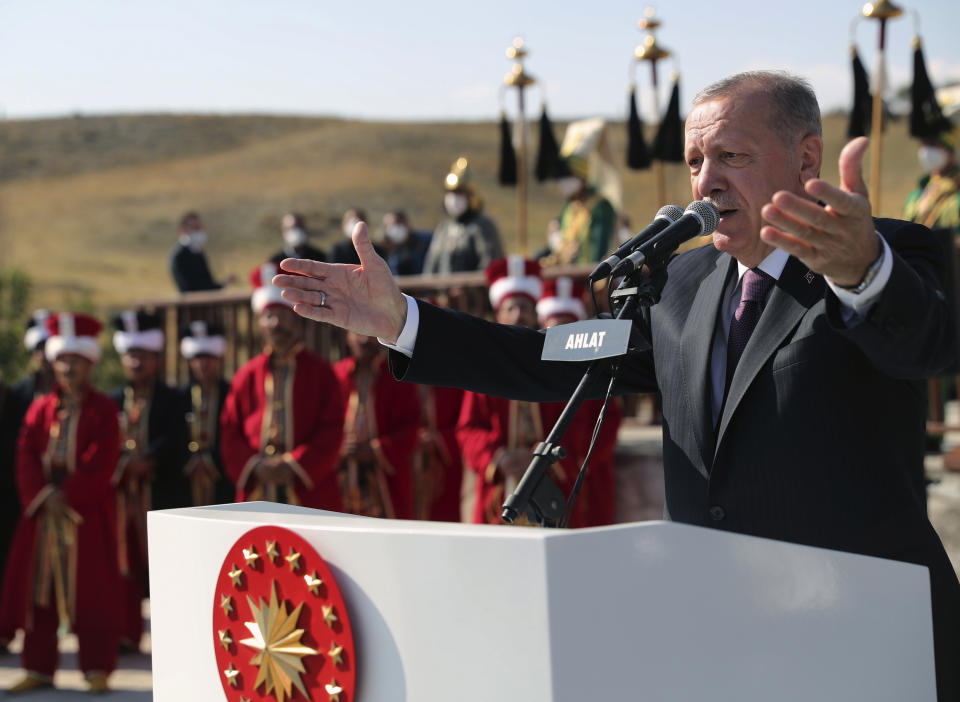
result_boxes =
[541,319,631,362]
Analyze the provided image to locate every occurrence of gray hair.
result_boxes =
[693,71,822,141]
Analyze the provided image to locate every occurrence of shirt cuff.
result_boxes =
[827,234,892,323]
[378,294,419,358]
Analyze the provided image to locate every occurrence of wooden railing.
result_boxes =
[134,265,595,386]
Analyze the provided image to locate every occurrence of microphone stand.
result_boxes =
[500,264,669,527]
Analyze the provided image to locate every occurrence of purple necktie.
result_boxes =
[725,268,775,389]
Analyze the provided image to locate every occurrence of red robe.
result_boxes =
[417,385,464,522]
[0,387,122,638]
[457,393,617,527]
[565,398,621,527]
[220,348,345,511]
[333,356,420,520]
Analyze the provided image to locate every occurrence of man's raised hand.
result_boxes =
[760,136,880,287]
[274,221,408,343]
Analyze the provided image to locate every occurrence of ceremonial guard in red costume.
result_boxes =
[220,264,345,509]
[413,380,464,522]
[109,310,187,652]
[334,332,420,519]
[0,311,55,636]
[0,313,121,694]
[456,258,563,524]
[536,277,620,526]
[178,321,234,505]
[457,259,616,527]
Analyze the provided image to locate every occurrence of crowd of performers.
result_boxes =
[0,254,621,693]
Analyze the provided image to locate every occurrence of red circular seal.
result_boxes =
[212,526,357,702]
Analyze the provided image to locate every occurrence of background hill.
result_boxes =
[0,112,925,309]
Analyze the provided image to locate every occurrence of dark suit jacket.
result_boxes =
[110,381,189,511]
[177,378,234,505]
[169,244,222,292]
[390,218,960,700]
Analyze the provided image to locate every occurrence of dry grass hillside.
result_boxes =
[0,112,926,309]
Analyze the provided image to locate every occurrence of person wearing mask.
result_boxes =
[381,210,431,276]
[333,331,420,519]
[169,211,234,293]
[903,115,960,456]
[423,158,503,275]
[109,311,188,653]
[178,321,234,506]
[331,208,384,265]
[270,212,326,265]
[904,124,960,237]
[455,258,591,525]
[220,264,345,509]
[540,119,621,266]
[0,313,121,694]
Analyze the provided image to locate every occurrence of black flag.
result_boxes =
[535,106,562,182]
[498,112,518,186]
[626,85,652,170]
[651,78,684,163]
[847,48,873,138]
[910,38,952,139]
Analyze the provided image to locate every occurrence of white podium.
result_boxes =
[148,503,937,701]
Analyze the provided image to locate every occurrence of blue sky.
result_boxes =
[2,0,959,122]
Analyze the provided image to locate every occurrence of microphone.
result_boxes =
[610,201,720,276]
[588,204,684,281]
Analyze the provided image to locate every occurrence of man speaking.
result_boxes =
[275,72,959,700]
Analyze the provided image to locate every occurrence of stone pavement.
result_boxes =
[0,607,152,699]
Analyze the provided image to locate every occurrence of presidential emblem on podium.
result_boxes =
[212,526,357,701]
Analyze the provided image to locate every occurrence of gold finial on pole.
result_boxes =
[861,0,902,215]
[504,37,536,255]
[862,0,903,20]
[634,7,672,206]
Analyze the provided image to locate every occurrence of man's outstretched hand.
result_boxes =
[273,221,408,343]
[760,136,880,288]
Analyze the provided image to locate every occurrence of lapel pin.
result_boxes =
[804,271,815,284]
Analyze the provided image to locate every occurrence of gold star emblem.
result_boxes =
[304,571,323,595]
[265,539,279,563]
[220,594,234,616]
[243,545,260,569]
[285,547,302,572]
[218,629,233,651]
[239,581,319,702]
[322,604,338,629]
[325,680,344,702]
[228,564,244,587]
[327,642,344,667]
[224,663,240,687]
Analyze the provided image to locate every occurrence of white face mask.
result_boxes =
[548,229,564,252]
[283,227,308,248]
[444,193,469,218]
[918,145,950,174]
[343,218,360,238]
[385,224,409,244]
[188,230,207,251]
[558,176,584,198]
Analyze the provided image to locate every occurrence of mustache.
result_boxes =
[702,197,739,211]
